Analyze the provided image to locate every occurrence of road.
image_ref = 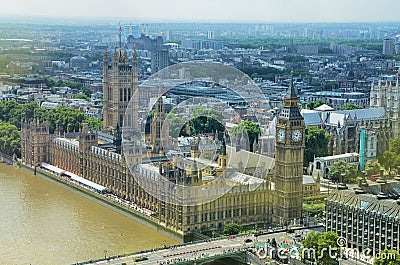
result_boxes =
[83,226,324,265]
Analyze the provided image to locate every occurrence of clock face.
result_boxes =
[277,129,285,141]
[292,129,302,142]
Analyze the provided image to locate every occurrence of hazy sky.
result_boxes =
[0,0,399,23]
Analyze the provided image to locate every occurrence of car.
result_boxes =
[244,238,253,243]
[287,228,294,233]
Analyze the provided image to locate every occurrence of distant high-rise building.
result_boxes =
[151,49,170,74]
[165,30,171,41]
[383,38,394,55]
[207,30,215,39]
[395,43,400,55]
[303,28,308,38]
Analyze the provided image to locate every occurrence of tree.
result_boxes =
[82,86,92,98]
[302,203,325,217]
[380,151,400,175]
[166,113,187,138]
[46,106,86,133]
[318,47,334,54]
[365,159,382,178]
[347,70,355,79]
[185,106,225,136]
[44,76,55,88]
[238,66,281,81]
[250,73,259,79]
[33,107,48,123]
[305,99,326,110]
[232,120,261,152]
[45,77,93,99]
[83,117,103,131]
[304,126,330,166]
[379,136,400,175]
[388,135,400,154]
[282,55,308,62]
[0,100,23,128]
[22,102,41,122]
[74,93,91,101]
[301,231,340,265]
[341,104,363,110]
[0,121,20,157]
[329,160,358,183]
[373,249,400,265]
[324,82,338,91]
[223,223,241,235]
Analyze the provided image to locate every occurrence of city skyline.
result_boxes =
[1,0,400,23]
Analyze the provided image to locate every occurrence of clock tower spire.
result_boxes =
[273,71,304,226]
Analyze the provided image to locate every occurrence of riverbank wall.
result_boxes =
[16,161,185,243]
[0,153,14,165]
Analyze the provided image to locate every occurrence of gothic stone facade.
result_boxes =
[102,43,138,131]
[20,40,306,237]
[21,121,51,166]
[370,75,400,137]
[22,121,279,236]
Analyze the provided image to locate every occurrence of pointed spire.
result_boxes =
[103,46,108,67]
[132,44,138,63]
[119,23,122,49]
[104,46,108,57]
[285,69,298,99]
[221,137,227,156]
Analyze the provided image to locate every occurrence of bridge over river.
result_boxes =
[77,226,324,265]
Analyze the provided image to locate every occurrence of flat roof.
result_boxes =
[65,172,107,192]
[316,153,359,161]
[41,163,66,174]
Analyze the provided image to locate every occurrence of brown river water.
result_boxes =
[0,163,177,265]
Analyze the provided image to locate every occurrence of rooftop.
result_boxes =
[315,152,359,161]
[328,189,400,218]
[314,104,334,111]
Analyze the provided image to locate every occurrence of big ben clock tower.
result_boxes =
[273,72,304,226]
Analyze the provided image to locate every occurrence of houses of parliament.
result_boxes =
[20,34,305,240]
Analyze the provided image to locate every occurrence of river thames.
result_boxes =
[0,163,178,265]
